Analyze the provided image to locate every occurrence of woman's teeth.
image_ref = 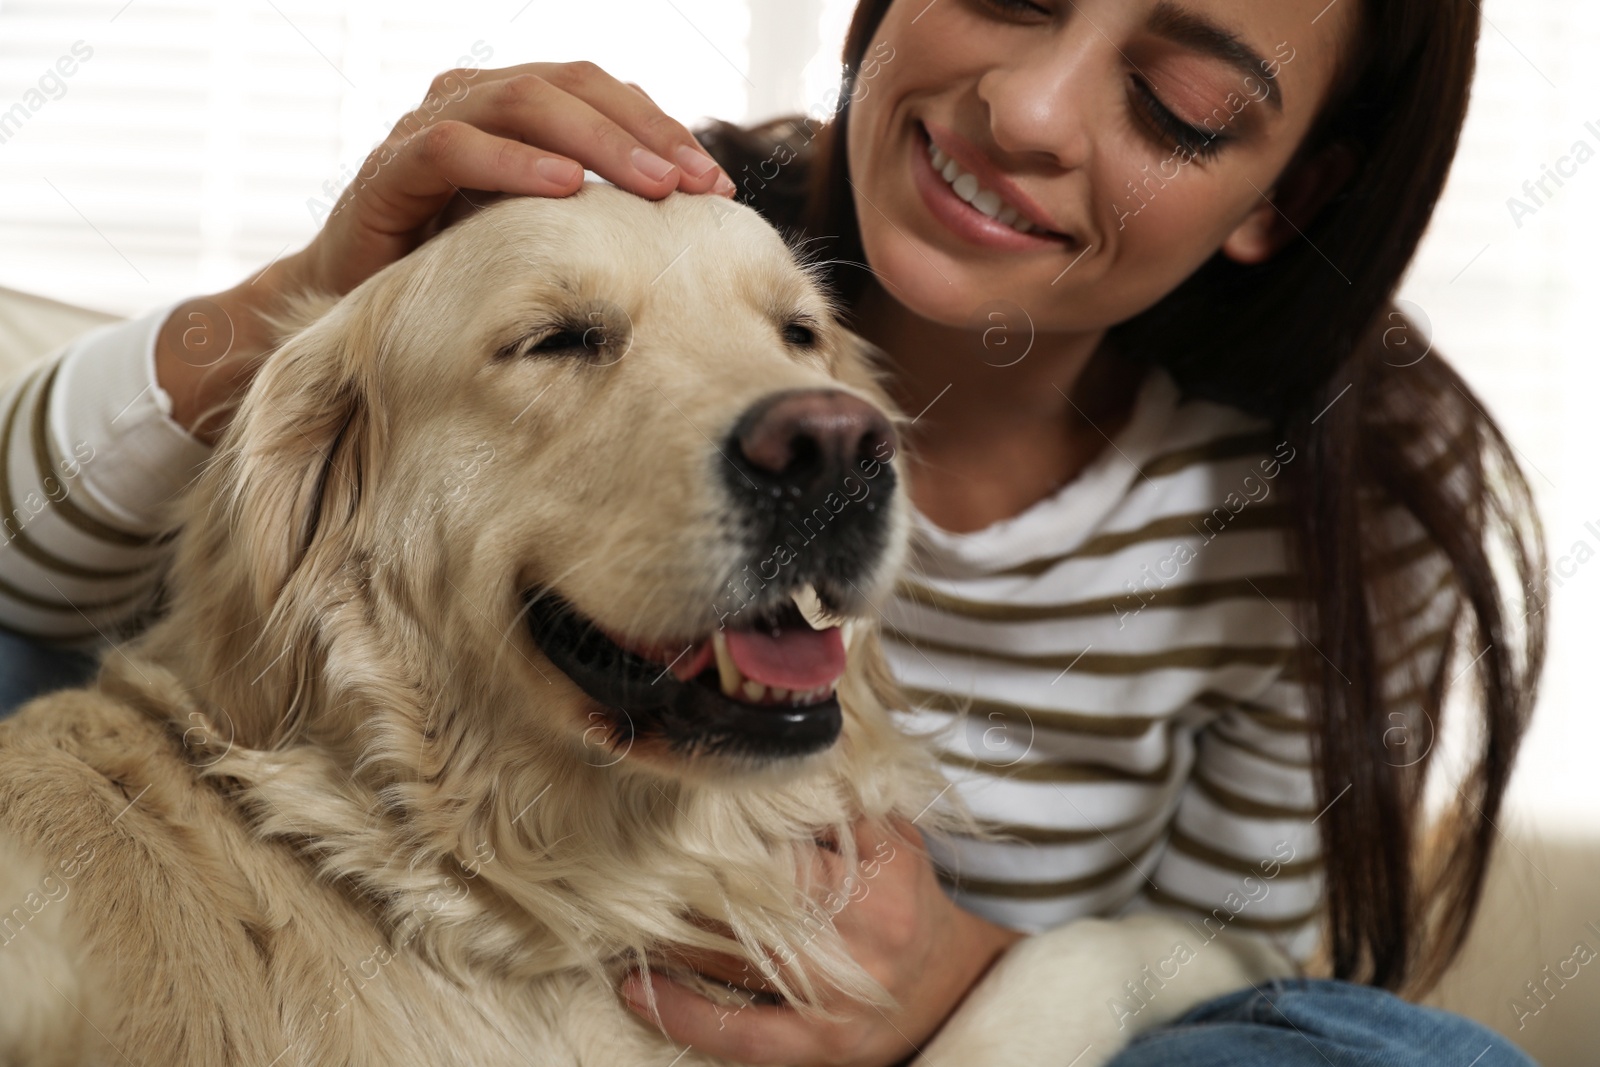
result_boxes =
[927,139,1044,235]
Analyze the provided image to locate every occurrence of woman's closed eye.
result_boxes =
[971,0,1051,16]
[1128,75,1231,160]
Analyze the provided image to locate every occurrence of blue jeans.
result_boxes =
[1106,978,1537,1067]
[0,629,101,718]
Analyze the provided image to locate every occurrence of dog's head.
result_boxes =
[157,185,911,778]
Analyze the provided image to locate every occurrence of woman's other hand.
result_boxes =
[620,818,1026,1067]
[158,62,735,443]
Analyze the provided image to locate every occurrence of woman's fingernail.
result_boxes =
[632,146,676,181]
[536,157,582,184]
[675,144,719,178]
[713,172,736,197]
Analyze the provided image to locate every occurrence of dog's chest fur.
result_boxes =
[0,683,756,1067]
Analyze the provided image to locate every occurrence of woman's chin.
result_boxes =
[861,235,1017,326]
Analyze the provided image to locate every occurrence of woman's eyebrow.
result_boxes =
[1145,1,1286,113]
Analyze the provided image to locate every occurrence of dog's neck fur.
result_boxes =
[105,584,941,1008]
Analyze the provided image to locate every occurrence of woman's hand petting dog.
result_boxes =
[620,818,1026,1067]
[156,60,735,444]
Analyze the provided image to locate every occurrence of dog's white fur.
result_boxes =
[0,185,1291,1066]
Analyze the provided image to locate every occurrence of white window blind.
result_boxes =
[0,0,763,315]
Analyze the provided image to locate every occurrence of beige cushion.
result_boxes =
[0,286,121,380]
[1424,828,1600,1066]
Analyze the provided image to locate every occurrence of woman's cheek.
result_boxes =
[1117,167,1247,280]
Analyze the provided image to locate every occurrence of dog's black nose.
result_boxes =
[730,389,895,502]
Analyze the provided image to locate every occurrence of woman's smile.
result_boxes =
[910,118,1082,253]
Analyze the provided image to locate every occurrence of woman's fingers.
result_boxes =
[383,117,583,203]
[532,62,728,189]
[654,947,784,995]
[622,972,848,1067]
[398,61,732,198]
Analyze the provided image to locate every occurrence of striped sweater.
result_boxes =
[882,368,1457,966]
[1,307,1459,968]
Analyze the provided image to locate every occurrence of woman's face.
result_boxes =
[846,0,1360,333]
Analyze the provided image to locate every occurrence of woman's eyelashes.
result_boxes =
[1129,76,1231,160]
[970,0,1052,18]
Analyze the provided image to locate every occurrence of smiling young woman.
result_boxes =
[0,0,1545,1063]
[683,0,1546,1056]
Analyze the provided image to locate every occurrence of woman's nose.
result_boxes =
[976,24,1103,171]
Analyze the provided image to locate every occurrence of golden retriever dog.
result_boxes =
[0,184,1291,1066]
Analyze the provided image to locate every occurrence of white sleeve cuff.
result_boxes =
[47,301,215,534]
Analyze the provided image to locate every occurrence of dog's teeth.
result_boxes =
[788,684,829,706]
[713,631,743,698]
[741,679,766,702]
[841,621,857,648]
[792,585,832,631]
[769,687,789,702]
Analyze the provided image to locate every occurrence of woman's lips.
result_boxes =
[909,122,1072,253]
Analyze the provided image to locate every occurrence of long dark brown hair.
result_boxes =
[694,0,1547,995]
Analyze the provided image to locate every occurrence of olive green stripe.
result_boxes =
[29,360,157,549]
[905,685,1311,740]
[940,829,1169,900]
[894,572,1306,623]
[895,633,1295,674]
[1370,535,1441,576]
[969,815,1158,845]
[996,504,1292,577]
[1142,883,1323,933]
[937,725,1183,784]
[1380,628,1450,678]
[904,685,1167,740]
[1189,691,1310,734]
[0,507,156,581]
[0,565,148,615]
[1192,770,1319,820]
[0,365,157,577]
[1137,431,1278,480]
[1206,720,1313,769]
[1165,826,1323,879]
[1374,566,1456,630]
[0,368,156,616]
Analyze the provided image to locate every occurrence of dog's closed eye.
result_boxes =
[496,314,625,363]
[528,327,601,356]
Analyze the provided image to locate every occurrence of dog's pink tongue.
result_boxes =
[725,624,846,690]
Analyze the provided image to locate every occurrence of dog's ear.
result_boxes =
[219,292,380,606]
